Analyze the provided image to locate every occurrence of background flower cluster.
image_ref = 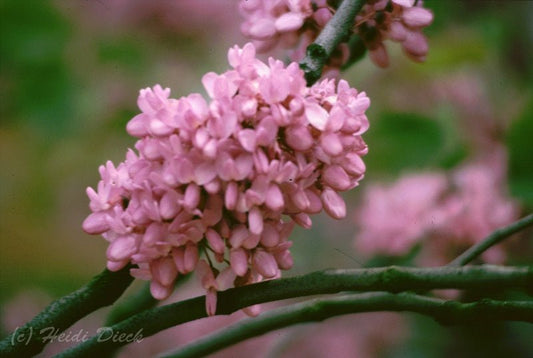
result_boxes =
[239,0,434,71]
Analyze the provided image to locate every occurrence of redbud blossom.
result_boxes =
[354,159,519,265]
[239,0,434,69]
[83,43,369,315]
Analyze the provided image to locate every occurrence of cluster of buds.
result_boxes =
[239,0,319,53]
[239,0,433,69]
[356,0,434,67]
[83,43,369,314]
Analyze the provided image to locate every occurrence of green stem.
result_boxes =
[162,292,533,358]
[449,213,533,266]
[55,265,532,357]
[0,265,135,358]
[299,0,366,85]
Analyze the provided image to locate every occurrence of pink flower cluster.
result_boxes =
[239,0,314,53]
[356,0,434,67]
[354,158,519,265]
[239,0,433,69]
[83,43,369,314]
[355,173,448,256]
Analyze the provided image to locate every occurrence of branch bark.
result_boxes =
[299,0,366,85]
[161,292,533,358]
[0,265,134,358]
[55,265,532,357]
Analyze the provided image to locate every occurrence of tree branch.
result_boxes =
[161,292,533,358]
[0,265,135,358]
[299,0,366,85]
[168,230,533,358]
[449,213,533,266]
[55,265,532,357]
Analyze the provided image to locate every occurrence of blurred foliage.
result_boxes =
[97,38,147,71]
[0,0,74,135]
[507,99,533,206]
[364,112,445,175]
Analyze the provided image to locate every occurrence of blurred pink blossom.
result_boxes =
[64,0,240,36]
[420,154,519,266]
[354,153,519,266]
[355,173,447,257]
[357,0,434,67]
[239,0,433,69]
[432,73,521,156]
[276,312,406,358]
[1,290,51,333]
[83,43,370,314]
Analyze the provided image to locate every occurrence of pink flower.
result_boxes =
[239,0,434,70]
[239,0,313,52]
[421,160,519,266]
[83,43,369,312]
[277,313,406,358]
[355,173,448,257]
[356,0,434,67]
[354,156,519,266]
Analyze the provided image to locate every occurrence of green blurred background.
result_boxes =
[1,0,532,356]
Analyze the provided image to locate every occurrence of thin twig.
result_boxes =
[449,213,533,266]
